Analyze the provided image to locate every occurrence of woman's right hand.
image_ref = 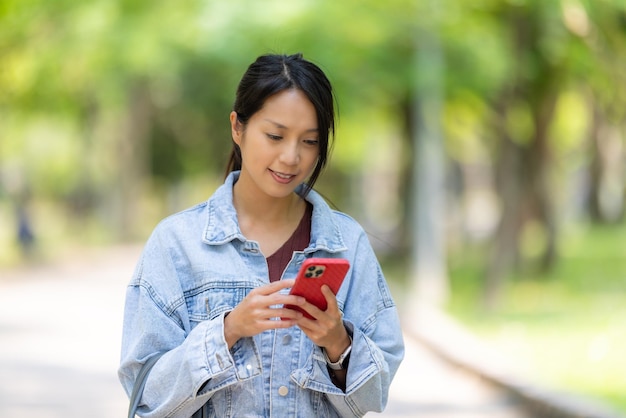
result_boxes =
[223,279,305,349]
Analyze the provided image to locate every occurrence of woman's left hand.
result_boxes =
[296,285,351,360]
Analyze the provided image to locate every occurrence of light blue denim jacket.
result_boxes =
[119,172,404,417]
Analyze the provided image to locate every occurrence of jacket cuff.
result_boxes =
[198,312,262,394]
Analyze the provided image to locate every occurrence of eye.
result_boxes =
[304,138,319,146]
[266,133,282,141]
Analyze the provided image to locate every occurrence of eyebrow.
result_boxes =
[264,119,318,133]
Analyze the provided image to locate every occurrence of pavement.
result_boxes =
[0,245,531,418]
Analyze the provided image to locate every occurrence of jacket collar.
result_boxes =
[202,171,347,253]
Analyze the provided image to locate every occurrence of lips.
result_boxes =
[270,169,296,184]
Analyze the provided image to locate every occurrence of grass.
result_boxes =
[446,222,626,414]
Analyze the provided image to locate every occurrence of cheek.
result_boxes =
[239,135,265,160]
[303,151,320,173]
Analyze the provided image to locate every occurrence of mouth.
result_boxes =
[269,169,296,184]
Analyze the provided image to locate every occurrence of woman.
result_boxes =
[119,53,404,417]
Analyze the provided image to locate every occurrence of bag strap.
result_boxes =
[128,352,165,418]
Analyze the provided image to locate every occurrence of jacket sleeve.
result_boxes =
[293,231,405,417]
[117,230,261,418]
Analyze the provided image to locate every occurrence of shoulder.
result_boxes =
[329,209,361,228]
[306,189,363,231]
[151,201,209,239]
[133,200,211,277]
[154,173,236,238]
[329,209,368,240]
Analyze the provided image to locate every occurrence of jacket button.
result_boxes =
[278,386,289,396]
[282,335,292,345]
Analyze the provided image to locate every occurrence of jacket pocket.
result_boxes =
[184,277,256,326]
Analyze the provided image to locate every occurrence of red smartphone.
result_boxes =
[284,258,350,320]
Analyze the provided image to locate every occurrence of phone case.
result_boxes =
[285,258,350,320]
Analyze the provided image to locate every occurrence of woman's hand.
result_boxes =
[296,285,350,360]
[224,279,305,349]
[296,285,351,390]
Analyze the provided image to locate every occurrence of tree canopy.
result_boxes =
[1,0,625,297]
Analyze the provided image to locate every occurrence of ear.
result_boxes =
[230,111,243,146]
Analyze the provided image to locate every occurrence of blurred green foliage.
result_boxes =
[1,0,626,410]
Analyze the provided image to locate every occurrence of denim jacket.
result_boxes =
[119,172,404,417]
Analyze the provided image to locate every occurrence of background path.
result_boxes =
[0,246,530,417]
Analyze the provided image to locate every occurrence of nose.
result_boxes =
[279,141,300,165]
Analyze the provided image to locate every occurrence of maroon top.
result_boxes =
[267,203,312,282]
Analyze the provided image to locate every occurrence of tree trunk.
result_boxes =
[483,6,562,306]
[585,97,626,223]
[110,80,152,241]
[528,86,559,272]
[407,17,448,308]
[587,99,604,222]
[485,94,525,308]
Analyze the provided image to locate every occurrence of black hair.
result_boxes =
[225,53,336,196]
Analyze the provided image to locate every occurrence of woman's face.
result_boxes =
[230,89,320,200]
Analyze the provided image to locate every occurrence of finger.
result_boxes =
[276,308,304,321]
[251,279,295,296]
[297,300,324,320]
[277,294,306,306]
[272,319,299,328]
[294,315,318,331]
[320,285,339,313]
[255,318,299,330]
[251,305,305,322]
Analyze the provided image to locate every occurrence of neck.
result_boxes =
[232,182,304,225]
